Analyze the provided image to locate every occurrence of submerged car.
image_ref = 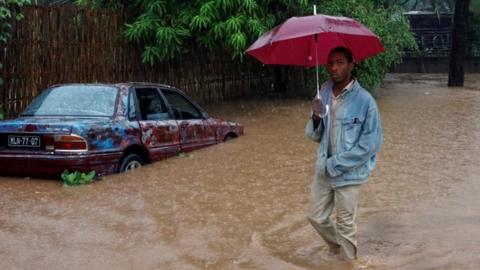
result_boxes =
[0,83,243,177]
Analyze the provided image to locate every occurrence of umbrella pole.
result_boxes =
[316,51,320,98]
[315,31,329,117]
[315,33,320,98]
[314,5,320,98]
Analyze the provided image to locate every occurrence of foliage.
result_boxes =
[1,0,30,44]
[315,0,417,90]
[119,0,415,90]
[472,0,480,14]
[469,8,480,56]
[1,1,30,118]
[0,0,30,90]
[62,170,96,186]
[78,0,414,90]
[121,0,310,64]
[75,0,124,11]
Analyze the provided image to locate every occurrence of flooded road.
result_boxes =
[1,74,480,269]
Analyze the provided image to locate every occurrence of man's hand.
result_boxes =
[312,98,323,115]
[311,98,323,125]
[312,97,323,116]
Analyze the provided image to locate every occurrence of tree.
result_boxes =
[82,0,311,93]
[448,0,471,87]
[120,0,311,64]
[77,0,416,91]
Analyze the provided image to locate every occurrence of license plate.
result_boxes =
[8,135,41,148]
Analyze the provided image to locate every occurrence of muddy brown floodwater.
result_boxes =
[1,74,480,270]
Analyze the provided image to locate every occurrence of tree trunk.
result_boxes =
[448,0,470,87]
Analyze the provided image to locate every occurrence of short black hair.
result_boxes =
[329,46,353,63]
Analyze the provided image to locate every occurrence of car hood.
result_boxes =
[0,117,111,134]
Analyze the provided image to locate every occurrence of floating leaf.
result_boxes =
[62,170,96,186]
[178,152,189,158]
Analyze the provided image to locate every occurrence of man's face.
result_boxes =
[327,52,354,83]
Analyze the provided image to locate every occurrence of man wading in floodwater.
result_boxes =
[305,47,383,261]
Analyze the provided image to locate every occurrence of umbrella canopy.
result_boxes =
[245,14,384,67]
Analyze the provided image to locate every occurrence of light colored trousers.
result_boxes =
[308,174,361,260]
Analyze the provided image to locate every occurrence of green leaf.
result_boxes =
[190,15,211,30]
[61,170,95,186]
[86,170,96,180]
[200,1,216,18]
[229,32,246,52]
[213,22,225,39]
[225,15,244,34]
[242,0,258,13]
[146,0,166,15]
[142,46,162,65]
[124,15,156,41]
[178,152,189,158]
[218,0,233,12]
[155,26,174,43]
[247,18,266,37]
[15,13,24,21]
[178,9,194,25]
[0,7,12,20]
[69,172,78,182]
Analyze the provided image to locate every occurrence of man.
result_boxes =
[305,46,383,260]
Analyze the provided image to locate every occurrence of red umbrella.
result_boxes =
[245,14,384,66]
[245,14,384,99]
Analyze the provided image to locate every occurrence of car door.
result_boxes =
[161,89,216,152]
[132,87,180,160]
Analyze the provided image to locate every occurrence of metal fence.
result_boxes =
[404,13,480,58]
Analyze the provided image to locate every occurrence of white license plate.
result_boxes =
[8,135,41,148]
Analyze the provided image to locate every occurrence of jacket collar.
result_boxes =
[327,78,358,101]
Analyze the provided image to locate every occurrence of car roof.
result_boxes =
[49,82,184,93]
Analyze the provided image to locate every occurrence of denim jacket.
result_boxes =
[305,80,383,188]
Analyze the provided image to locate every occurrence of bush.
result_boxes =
[316,0,417,90]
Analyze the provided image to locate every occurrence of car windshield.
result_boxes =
[21,85,118,117]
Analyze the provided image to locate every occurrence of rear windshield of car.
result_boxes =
[21,85,118,117]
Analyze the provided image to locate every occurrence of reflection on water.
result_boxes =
[1,74,480,270]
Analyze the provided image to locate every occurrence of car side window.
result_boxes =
[135,88,170,121]
[128,90,137,119]
[162,90,202,120]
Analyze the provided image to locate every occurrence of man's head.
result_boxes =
[327,47,354,84]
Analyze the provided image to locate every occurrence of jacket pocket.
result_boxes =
[341,117,364,147]
[343,161,372,181]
